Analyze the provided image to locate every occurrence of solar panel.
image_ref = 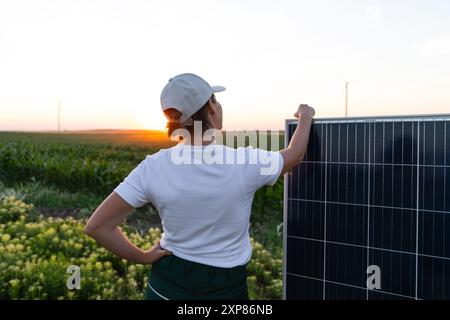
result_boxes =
[283,115,450,300]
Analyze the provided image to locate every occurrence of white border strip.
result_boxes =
[282,119,289,300]
[415,121,421,300]
[147,281,169,300]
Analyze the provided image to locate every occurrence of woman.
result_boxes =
[84,73,315,300]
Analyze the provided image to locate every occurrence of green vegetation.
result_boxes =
[0,131,284,299]
[0,196,281,299]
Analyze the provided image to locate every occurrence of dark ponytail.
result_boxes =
[165,110,184,138]
[165,94,216,139]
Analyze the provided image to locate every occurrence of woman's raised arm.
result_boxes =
[280,104,315,175]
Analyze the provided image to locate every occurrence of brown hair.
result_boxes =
[165,94,216,139]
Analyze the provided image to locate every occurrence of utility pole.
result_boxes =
[57,97,61,132]
[345,81,349,117]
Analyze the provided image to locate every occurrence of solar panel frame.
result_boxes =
[283,114,450,300]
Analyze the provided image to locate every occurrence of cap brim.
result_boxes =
[212,85,226,93]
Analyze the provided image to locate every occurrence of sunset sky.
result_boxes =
[1,0,449,131]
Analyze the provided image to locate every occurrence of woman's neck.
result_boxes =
[182,136,215,146]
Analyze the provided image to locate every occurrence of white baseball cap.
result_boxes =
[160,73,226,125]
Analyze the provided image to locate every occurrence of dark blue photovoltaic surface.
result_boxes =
[285,116,450,300]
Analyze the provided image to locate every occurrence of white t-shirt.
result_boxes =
[114,142,284,268]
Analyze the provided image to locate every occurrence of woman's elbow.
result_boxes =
[297,151,306,164]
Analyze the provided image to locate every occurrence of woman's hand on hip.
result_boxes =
[143,241,172,264]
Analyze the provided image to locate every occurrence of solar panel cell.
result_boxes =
[286,237,324,279]
[325,242,367,286]
[417,256,450,299]
[287,200,324,239]
[327,203,366,246]
[368,250,416,297]
[286,275,323,300]
[326,283,367,300]
[393,122,404,164]
[356,123,368,163]
[370,207,417,253]
[347,123,357,163]
[403,122,416,164]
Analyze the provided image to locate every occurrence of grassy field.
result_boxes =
[0,130,284,299]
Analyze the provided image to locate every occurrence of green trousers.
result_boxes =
[144,254,249,300]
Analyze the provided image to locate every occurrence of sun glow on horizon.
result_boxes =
[130,106,167,131]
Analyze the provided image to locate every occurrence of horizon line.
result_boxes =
[0,128,287,133]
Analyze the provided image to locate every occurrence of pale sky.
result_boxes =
[0,0,449,131]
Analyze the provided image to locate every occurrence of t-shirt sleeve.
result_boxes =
[114,159,152,208]
[244,147,284,191]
